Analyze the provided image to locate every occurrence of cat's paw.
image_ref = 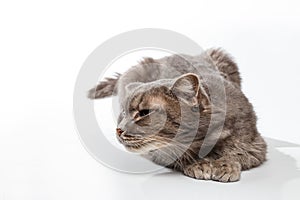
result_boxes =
[211,160,241,182]
[183,160,241,182]
[183,161,212,180]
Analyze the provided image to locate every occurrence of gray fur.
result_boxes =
[88,48,267,182]
[88,73,120,99]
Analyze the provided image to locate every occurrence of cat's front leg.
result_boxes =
[183,159,241,182]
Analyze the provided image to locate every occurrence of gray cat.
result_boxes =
[88,48,267,182]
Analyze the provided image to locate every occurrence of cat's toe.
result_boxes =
[183,162,212,180]
[211,160,241,182]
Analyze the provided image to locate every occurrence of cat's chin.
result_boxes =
[123,143,163,154]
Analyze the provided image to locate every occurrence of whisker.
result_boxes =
[146,142,182,169]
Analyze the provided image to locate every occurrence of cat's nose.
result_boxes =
[116,128,124,136]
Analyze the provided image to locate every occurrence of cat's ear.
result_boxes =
[171,73,210,108]
[87,73,120,99]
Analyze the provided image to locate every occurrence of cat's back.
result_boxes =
[117,49,242,102]
[120,49,240,85]
[118,52,219,85]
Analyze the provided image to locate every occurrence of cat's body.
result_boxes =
[88,49,267,182]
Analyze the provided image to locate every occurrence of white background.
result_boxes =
[1,0,300,200]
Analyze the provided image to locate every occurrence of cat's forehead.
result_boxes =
[128,88,167,110]
[123,79,173,110]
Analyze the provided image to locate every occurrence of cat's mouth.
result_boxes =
[117,132,144,150]
[117,132,168,153]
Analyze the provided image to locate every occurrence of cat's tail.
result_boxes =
[205,48,242,88]
[87,73,121,99]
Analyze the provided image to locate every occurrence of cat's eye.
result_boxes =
[138,109,152,117]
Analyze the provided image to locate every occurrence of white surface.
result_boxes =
[1,1,300,200]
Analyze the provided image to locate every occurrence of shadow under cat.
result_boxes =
[111,137,300,200]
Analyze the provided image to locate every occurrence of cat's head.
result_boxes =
[116,73,211,154]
